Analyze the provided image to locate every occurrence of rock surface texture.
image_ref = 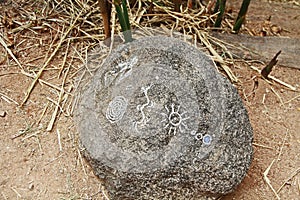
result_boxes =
[76,36,253,200]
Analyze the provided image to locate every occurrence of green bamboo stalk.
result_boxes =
[114,0,133,42]
[233,0,251,33]
[213,0,220,14]
[115,3,127,31]
[122,0,130,30]
[214,0,226,27]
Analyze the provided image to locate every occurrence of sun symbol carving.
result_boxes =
[161,103,189,135]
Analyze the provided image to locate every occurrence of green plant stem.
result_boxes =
[214,0,226,27]
[114,0,133,43]
[233,0,251,33]
[213,0,220,14]
[122,0,130,30]
[115,3,127,31]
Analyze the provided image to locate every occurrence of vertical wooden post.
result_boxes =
[99,0,112,39]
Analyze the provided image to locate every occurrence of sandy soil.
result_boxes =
[0,0,299,199]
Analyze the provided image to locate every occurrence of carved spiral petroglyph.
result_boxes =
[106,96,128,123]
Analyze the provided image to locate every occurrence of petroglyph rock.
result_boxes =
[75,36,253,199]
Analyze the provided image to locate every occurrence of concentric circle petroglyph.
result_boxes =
[105,96,128,123]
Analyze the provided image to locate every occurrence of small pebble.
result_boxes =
[29,183,34,190]
[0,111,6,117]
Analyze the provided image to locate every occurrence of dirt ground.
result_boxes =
[1,0,300,199]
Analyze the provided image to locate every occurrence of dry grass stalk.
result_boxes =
[37,102,49,125]
[77,148,87,176]
[263,159,281,200]
[249,65,296,91]
[277,167,300,193]
[47,52,71,132]
[0,36,24,70]
[21,9,83,106]
[277,129,289,161]
[283,93,300,105]
[57,129,63,151]
[10,187,21,198]
[252,142,273,150]
[197,31,237,82]
[0,92,19,105]
[270,86,284,105]
[58,38,72,77]
[21,71,67,93]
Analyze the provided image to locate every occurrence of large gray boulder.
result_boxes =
[75,36,253,199]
